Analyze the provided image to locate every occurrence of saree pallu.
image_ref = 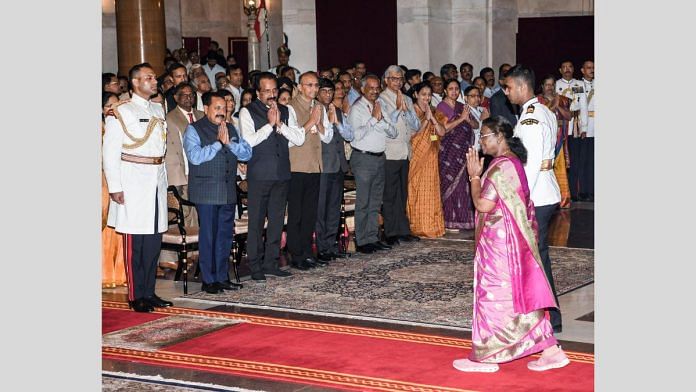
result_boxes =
[537,95,571,208]
[436,101,475,230]
[469,156,558,363]
[102,125,126,288]
[406,107,445,238]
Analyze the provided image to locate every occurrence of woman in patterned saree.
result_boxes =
[436,79,478,231]
[407,82,447,238]
[537,74,572,208]
[453,116,569,372]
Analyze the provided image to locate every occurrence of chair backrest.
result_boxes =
[236,177,249,218]
[166,186,185,226]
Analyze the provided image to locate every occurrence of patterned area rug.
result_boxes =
[102,373,261,391]
[181,239,593,329]
[103,314,241,351]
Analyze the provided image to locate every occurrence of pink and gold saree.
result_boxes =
[469,155,558,363]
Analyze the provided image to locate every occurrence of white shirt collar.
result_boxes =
[177,105,193,118]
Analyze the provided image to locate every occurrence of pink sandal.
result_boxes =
[527,347,570,371]
[453,358,499,373]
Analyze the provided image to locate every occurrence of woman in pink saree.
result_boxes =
[453,116,569,373]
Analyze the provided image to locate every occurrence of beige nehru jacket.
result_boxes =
[288,95,323,173]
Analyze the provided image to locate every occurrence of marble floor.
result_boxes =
[102,201,594,390]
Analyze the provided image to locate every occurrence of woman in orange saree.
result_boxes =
[407,83,447,238]
[102,92,126,288]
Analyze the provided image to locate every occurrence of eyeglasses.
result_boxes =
[480,133,497,140]
[177,93,193,98]
[387,77,404,82]
[138,75,157,81]
[302,83,319,87]
[466,94,481,98]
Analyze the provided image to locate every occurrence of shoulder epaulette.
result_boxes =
[520,118,539,126]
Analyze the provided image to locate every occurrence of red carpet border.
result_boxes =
[102,301,594,391]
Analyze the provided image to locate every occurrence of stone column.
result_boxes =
[115,0,167,76]
[281,0,316,74]
[489,0,517,70]
[244,6,261,71]
[164,0,182,52]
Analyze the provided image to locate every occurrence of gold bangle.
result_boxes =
[469,175,480,182]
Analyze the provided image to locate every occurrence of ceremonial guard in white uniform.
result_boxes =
[576,60,595,201]
[505,64,563,332]
[103,63,173,312]
[555,61,588,201]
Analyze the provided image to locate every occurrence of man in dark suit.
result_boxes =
[239,72,306,281]
[165,62,189,113]
[183,91,253,294]
[489,63,518,126]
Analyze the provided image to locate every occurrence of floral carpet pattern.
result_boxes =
[182,239,593,329]
[102,315,241,351]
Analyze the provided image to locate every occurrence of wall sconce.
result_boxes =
[242,0,258,16]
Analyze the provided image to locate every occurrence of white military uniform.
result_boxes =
[555,78,588,136]
[513,97,561,207]
[103,93,169,234]
[579,78,594,137]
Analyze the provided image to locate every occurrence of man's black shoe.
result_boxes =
[251,272,267,282]
[385,236,400,246]
[305,257,320,268]
[291,260,311,270]
[317,252,333,262]
[145,294,173,307]
[400,234,420,242]
[218,280,243,290]
[201,282,223,294]
[372,241,392,250]
[263,268,292,277]
[356,243,376,254]
[129,298,154,313]
[311,256,329,266]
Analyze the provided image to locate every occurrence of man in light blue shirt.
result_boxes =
[347,74,398,254]
[183,91,252,294]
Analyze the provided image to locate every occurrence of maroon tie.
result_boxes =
[187,112,194,124]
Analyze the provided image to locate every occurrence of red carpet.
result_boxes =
[102,307,167,334]
[103,301,593,391]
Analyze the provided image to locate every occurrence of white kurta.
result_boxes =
[103,94,169,234]
[513,97,561,208]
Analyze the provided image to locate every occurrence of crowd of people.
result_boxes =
[102,41,595,373]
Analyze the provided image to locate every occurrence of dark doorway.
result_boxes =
[229,37,249,81]
[315,0,397,75]
[516,16,594,87]
[182,37,212,58]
